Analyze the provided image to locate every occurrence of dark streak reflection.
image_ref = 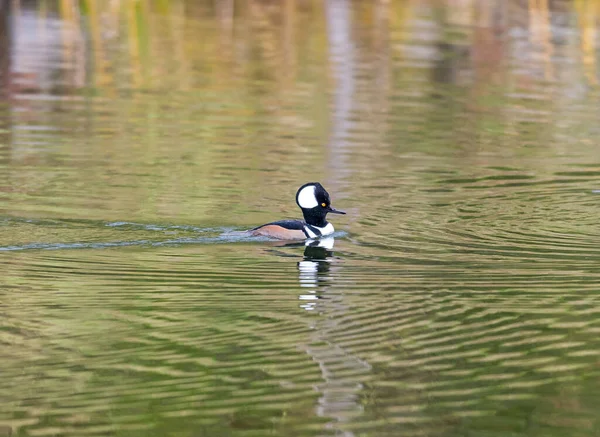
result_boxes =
[296,237,371,436]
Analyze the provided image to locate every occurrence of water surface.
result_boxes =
[3,1,600,436]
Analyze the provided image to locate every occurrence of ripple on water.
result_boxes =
[3,245,338,436]
[0,217,275,251]
[353,167,600,270]
[4,184,600,437]
[4,0,600,434]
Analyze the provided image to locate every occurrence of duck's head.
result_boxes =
[295,182,345,227]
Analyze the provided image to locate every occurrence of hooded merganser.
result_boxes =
[250,182,345,240]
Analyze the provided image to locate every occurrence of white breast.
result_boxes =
[303,222,334,238]
[319,222,335,236]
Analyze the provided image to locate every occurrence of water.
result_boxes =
[3,1,600,436]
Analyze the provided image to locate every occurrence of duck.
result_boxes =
[250,182,345,240]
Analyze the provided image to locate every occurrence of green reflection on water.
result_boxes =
[3,1,600,436]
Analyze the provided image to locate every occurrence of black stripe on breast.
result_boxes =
[304,224,322,237]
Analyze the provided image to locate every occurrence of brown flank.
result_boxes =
[251,225,306,240]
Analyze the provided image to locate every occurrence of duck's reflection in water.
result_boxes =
[298,237,334,310]
[294,237,371,437]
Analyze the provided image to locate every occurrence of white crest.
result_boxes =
[297,185,318,209]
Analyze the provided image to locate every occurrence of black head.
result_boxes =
[295,182,345,227]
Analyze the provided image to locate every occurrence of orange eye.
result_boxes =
[321,203,327,207]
